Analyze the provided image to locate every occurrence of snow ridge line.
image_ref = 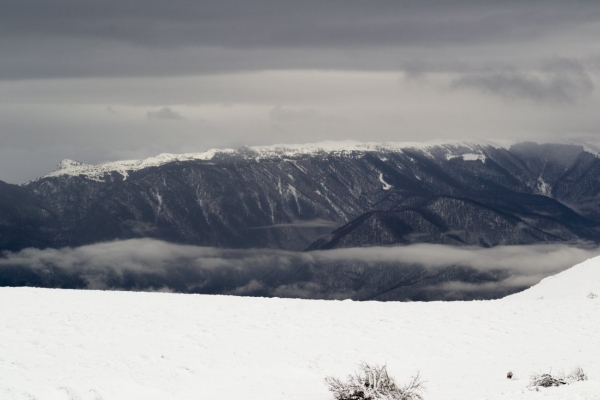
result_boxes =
[37,138,595,182]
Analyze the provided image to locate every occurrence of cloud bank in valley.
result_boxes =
[1,239,598,301]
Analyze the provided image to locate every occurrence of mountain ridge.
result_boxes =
[3,140,600,252]
[40,139,517,182]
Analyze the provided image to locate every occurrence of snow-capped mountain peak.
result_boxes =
[41,139,512,182]
[44,149,237,182]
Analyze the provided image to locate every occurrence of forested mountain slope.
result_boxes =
[3,141,600,251]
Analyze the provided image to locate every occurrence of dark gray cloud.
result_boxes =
[1,1,599,79]
[5,1,594,48]
[147,107,185,120]
[451,59,595,104]
[1,1,600,183]
[1,239,598,301]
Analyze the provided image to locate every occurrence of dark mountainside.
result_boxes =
[308,193,599,250]
[2,141,600,300]
[4,141,600,251]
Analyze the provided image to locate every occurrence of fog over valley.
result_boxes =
[2,239,600,301]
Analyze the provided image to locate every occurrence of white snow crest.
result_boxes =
[248,139,511,157]
[39,139,510,182]
[43,149,237,182]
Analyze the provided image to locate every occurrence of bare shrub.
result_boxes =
[529,367,587,389]
[566,366,588,383]
[529,372,566,388]
[325,362,425,400]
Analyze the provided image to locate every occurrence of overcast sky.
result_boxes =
[2,0,600,183]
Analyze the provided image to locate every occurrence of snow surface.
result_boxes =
[1,256,599,399]
[39,139,512,182]
[506,256,600,301]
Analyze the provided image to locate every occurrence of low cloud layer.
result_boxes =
[2,239,599,301]
[451,59,595,104]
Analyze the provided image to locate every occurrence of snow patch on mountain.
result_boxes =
[461,153,486,162]
[378,173,392,190]
[537,178,551,196]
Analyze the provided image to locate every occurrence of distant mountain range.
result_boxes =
[2,140,600,252]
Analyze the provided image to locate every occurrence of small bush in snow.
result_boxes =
[529,372,566,388]
[325,362,425,400]
[529,367,587,388]
[566,366,588,382]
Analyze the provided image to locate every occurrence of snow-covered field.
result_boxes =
[1,258,599,400]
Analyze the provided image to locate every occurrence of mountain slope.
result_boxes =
[308,194,600,250]
[0,181,55,251]
[4,140,600,251]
